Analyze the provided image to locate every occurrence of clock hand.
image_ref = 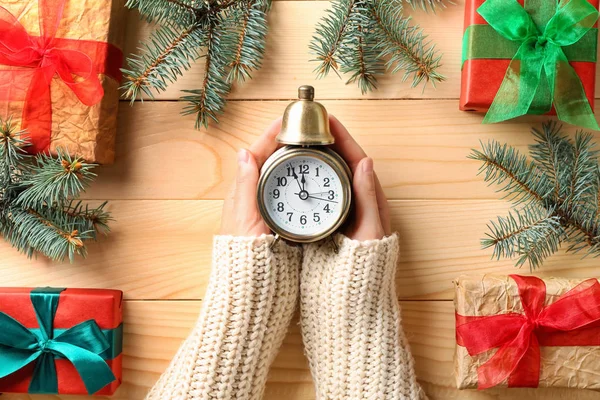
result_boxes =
[289,165,303,192]
[306,195,338,203]
[300,172,306,191]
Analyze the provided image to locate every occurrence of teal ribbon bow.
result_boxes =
[0,288,116,394]
[478,0,600,129]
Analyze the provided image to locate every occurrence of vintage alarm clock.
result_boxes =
[257,85,352,245]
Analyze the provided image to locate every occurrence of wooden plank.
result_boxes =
[122,1,464,101]
[2,200,599,301]
[85,100,596,201]
[3,301,598,400]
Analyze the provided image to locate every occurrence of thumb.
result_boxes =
[350,157,384,241]
[234,149,260,208]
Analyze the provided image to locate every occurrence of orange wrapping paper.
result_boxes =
[454,275,600,389]
[0,0,125,164]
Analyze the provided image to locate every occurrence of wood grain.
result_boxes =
[3,301,599,400]
[2,200,598,301]
[83,101,600,201]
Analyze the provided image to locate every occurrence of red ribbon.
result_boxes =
[0,0,122,154]
[456,275,600,389]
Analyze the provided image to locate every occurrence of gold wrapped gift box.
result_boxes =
[1,0,125,164]
[455,275,600,389]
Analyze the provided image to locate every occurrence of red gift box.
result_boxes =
[459,0,597,113]
[0,288,123,395]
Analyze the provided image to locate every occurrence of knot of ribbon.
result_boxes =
[456,275,600,389]
[478,0,600,129]
[0,288,116,394]
[0,0,122,154]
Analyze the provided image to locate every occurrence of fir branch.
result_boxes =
[472,122,600,268]
[339,2,384,93]
[371,0,444,89]
[8,207,90,262]
[482,205,564,269]
[310,0,357,78]
[565,131,598,207]
[181,17,231,128]
[225,0,269,83]
[63,200,112,239]
[469,140,553,206]
[121,23,205,101]
[16,150,97,209]
[529,121,571,200]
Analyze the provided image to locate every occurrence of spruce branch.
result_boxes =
[469,140,553,206]
[471,122,600,269]
[124,0,269,128]
[225,0,269,83]
[0,117,111,262]
[371,0,444,89]
[482,205,564,269]
[122,23,206,101]
[16,151,97,209]
[339,1,384,93]
[310,0,446,92]
[181,18,231,128]
[310,0,356,78]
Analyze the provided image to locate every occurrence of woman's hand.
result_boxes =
[219,118,282,236]
[329,115,392,241]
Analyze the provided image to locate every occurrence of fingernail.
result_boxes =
[362,157,373,173]
[238,149,249,164]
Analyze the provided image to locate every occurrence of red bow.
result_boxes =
[0,0,122,154]
[456,275,600,389]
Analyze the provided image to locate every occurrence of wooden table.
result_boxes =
[3,1,600,399]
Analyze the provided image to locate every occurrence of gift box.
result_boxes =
[459,0,599,129]
[0,287,123,395]
[0,0,125,164]
[454,275,600,389]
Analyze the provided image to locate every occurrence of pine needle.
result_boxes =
[0,117,111,262]
[471,121,600,269]
[123,0,269,127]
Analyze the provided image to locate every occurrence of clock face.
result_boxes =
[262,154,346,238]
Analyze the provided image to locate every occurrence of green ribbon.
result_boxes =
[0,288,116,394]
[474,0,600,129]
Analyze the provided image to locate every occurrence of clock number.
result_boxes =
[273,189,280,199]
[315,168,319,177]
[286,166,294,177]
[328,190,335,200]
[323,178,330,187]
[299,164,309,174]
[276,177,287,187]
[286,212,293,222]
[277,202,284,212]
[300,215,307,225]
[324,204,331,213]
[313,213,320,222]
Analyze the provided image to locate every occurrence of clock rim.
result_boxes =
[257,146,352,243]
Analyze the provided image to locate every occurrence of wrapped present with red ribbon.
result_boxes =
[0,287,123,395]
[459,0,600,129]
[0,0,124,164]
[454,275,600,389]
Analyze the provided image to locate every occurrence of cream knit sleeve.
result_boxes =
[146,235,301,400]
[300,234,427,400]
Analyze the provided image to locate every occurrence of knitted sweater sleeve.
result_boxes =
[300,234,427,400]
[146,235,301,400]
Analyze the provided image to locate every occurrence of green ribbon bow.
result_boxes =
[477,0,600,129]
[0,288,116,394]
